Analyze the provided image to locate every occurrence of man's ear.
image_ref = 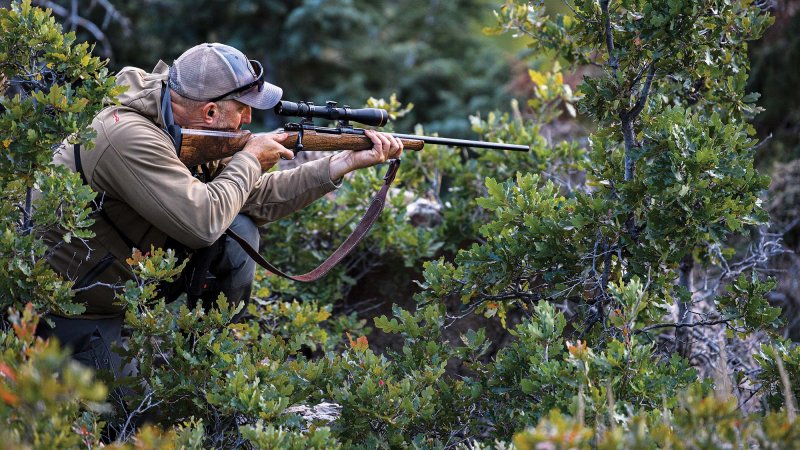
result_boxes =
[201,102,217,124]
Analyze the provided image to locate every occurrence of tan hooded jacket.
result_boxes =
[46,61,339,318]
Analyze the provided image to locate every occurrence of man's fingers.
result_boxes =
[363,130,406,162]
[254,132,288,145]
[387,134,403,158]
[365,129,381,150]
[243,132,296,170]
[375,132,392,161]
[378,133,402,159]
[271,132,289,142]
[278,147,295,160]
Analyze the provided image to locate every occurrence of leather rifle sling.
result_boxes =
[225,159,401,283]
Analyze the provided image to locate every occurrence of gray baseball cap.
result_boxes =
[168,43,282,110]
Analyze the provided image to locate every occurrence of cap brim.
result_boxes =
[237,81,283,110]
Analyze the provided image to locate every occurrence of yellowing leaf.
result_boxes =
[528,69,547,86]
[347,332,369,351]
[126,248,144,266]
[0,385,19,406]
[0,363,16,382]
[355,335,369,351]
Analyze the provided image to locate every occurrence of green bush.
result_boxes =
[0,304,108,448]
[0,0,123,316]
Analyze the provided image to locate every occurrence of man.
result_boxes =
[38,43,403,376]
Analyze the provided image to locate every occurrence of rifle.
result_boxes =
[177,100,529,166]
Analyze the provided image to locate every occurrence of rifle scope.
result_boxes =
[274,100,388,127]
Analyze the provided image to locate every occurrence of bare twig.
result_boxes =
[115,390,163,442]
[606,380,617,432]
[71,280,123,292]
[774,345,798,422]
[694,227,788,303]
[599,0,618,79]
[22,186,33,236]
[752,133,773,152]
[676,253,694,359]
[634,318,732,334]
[628,63,657,120]
[620,61,656,185]
[599,240,611,323]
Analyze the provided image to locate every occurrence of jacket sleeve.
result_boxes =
[92,119,262,249]
[240,155,341,226]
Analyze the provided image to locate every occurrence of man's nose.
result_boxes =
[241,106,252,125]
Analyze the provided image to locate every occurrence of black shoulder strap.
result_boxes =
[74,143,138,250]
[73,143,89,185]
[160,83,182,156]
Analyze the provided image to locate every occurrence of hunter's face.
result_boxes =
[214,100,252,131]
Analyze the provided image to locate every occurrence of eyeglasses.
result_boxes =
[208,59,264,102]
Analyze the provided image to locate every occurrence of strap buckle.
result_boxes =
[383,158,401,184]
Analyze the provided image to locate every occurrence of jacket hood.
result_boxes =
[114,60,170,128]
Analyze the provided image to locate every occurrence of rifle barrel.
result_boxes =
[390,133,529,152]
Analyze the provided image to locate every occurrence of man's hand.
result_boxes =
[243,132,295,171]
[329,130,404,180]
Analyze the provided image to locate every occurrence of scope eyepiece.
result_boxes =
[274,100,388,127]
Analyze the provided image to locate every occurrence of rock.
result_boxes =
[285,402,342,425]
[406,198,443,228]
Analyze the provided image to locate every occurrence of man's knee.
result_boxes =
[222,215,258,275]
[230,214,259,248]
[175,214,259,310]
[212,214,258,307]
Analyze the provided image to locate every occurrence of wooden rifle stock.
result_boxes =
[178,128,424,167]
[179,129,251,167]
[178,126,527,167]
